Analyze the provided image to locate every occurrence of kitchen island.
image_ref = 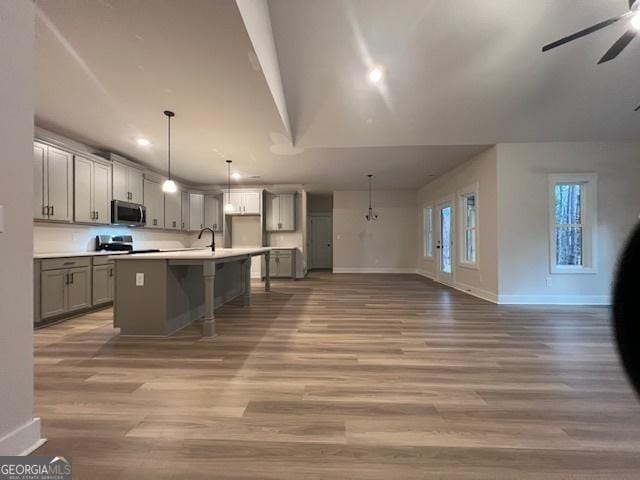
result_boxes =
[110,248,271,337]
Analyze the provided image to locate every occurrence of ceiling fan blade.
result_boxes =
[598,29,637,63]
[542,13,629,52]
[635,104,640,111]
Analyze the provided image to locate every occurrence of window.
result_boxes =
[458,185,478,267]
[549,174,598,274]
[423,206,433,258]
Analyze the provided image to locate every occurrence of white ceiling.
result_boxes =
[35,0,639,190]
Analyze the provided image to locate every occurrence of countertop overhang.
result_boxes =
[109,247,271,261]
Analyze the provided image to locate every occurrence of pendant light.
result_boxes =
[224,160,234,213]
[162,110,177,193]
[365,174,378,221]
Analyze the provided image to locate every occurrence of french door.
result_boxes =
[436,200,454,284]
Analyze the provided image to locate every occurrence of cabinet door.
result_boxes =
[93,161,111,224]
[74,156,93,223]
[41,269,67,319]
[189,193,204,231]
[47,147,73,221]
[204,195,221,230]
[278,254,293,278]
[112,161,129,201]
[128,168,144,204]
[92,264,113,305]
[228,192,243,214]
[34,142,47,219]
[269,255,279,277]
[265,194,279,231]
[67,266,91,312]
[243,191,260,214]
[144,179,164,228]
[181,191,189,230]
[279,194,295,230]
[165,189,181,230]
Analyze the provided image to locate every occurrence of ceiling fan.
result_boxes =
[542,0,640,110]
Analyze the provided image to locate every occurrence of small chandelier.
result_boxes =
[365,174,378,221]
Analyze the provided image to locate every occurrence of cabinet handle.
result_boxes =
[172,221,176,227]
[65,273,69,285]
[70,272,74,284]
[109,268,113,277]
[50,205,54,216]
[153,219,157,226]
[181,222,184,228]
[96,211,99,220]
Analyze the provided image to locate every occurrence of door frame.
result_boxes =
[307,213,333,270]
[435,196,455,285]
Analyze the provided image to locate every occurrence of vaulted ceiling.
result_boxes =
[35,0,640,190]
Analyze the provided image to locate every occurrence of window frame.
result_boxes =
[457,183,479,269]
[548,173,598,274]
[422,205,434,259]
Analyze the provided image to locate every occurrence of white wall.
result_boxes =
[333,190,417,273]
[497,142,640,304]
[416,147,498,300]
[0,0,42,454]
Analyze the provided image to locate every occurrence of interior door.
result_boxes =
[93,161,111,224]
[436,201,454,283]
[310,215,332,269]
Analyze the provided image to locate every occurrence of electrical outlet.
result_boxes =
[136,273,145,286]
[546,277,553,287]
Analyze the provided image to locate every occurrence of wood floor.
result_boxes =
[33,272,640,479]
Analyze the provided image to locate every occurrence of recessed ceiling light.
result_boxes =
[368,66,384,83]
[136,138,151,147]
[231,172,241,180]
[632,12,640,30]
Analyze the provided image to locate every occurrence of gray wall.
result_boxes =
[333,190,417,272]
[0,0,41,454]
[497,142,640,304]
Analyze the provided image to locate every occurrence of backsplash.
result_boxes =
[33,223,190,253]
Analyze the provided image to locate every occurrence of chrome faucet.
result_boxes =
[198,227,216,252]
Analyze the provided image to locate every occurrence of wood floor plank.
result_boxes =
[32,272,640,478]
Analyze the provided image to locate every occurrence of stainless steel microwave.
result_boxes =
[111,200,146,227]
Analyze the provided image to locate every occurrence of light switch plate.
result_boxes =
[0,205,4,233]
[135,273,144,286]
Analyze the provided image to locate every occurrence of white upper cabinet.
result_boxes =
[74,156,112,224]
[143,178,164,228]
[112,160,143,203]
[189,193,204,231]
[181,191,189,231]
[204,195,221,231]
[223,189,262,215]
[165,188,182,230]
[33,141,73,222]
[266,193,295,231]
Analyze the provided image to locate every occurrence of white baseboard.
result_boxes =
[0,418,43,456]
[332,267,418,274]
[453,281,499,304]
[415,268,436,280]
[498,294,611,305]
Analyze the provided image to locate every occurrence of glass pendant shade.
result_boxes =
[162,179,177,193]
[224,202,234,213]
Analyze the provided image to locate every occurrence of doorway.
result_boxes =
[436,200,454,284]
[308,214,333,270]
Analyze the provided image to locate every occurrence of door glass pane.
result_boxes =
[441,206,452,274]
[423,207,433,257]
[555,184,581,225]
[465,229,476,263]
[466,195,476,228]
[555,226,583,266]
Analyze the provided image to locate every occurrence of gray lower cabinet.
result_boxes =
[264,249,296,278]
[40,265,91,320]
[36,255,113,324]
[92,263,114,305]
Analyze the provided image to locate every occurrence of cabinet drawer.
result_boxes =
[271,249,294,257]
[92,256,115,266]
[41,257,91,271]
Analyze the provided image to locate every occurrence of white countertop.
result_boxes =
[33,247,204,259]
[110,247,271,261]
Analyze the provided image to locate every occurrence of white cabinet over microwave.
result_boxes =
[223,189,262,215]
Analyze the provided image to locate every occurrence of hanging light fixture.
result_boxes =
[224,160,234,213]
[365,174,378,221]
[162,110,177,193]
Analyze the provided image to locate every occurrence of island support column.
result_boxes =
[242,257,252,306]
[202,261,216,337]
[264,251,271,292]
